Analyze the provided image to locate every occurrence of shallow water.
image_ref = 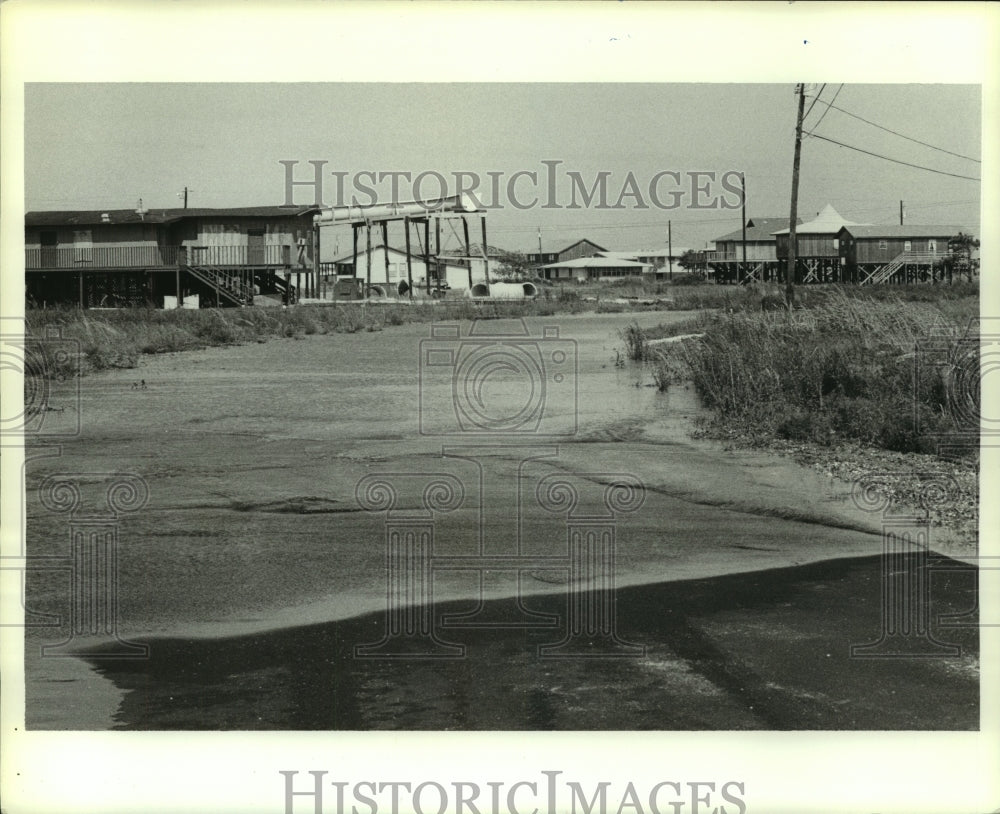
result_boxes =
[21,309,974,729]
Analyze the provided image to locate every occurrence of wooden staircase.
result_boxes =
[862,251,942,286]
[184,265,254,306]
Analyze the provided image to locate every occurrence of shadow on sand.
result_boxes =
[81,554,979,731]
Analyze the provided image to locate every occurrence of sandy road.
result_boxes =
[19,311,979,729]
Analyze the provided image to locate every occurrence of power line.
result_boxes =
[802,83,827,123]
[489,215,744,234]
[808,133,981,182]
[900,199,979,212]
[806,97,981,164]
[805,83,842,135]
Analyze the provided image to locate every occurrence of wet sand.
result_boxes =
[21,311,980,729]
[81,555,979,730]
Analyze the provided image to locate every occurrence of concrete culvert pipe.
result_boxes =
[368,285,385,298]
[487,282,533,300]
[521,282,538,298]
[397,280,410,296]
[471,283,491,297]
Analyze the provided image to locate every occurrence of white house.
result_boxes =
[597,248,691,271]
[541,256,652,282]
[330,244,488,295]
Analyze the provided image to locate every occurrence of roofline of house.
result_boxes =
[25,205,322,227]
[555,238,608,255]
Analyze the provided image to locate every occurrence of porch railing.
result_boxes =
[184,245,291,267]
[26,246,180,269]
[26,244,294,270]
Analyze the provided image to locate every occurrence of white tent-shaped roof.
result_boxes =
[771,204,867,235]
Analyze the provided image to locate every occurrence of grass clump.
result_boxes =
[619,321,652,361]
[653,289,978,456]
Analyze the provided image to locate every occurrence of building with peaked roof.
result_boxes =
[772,204,870,283]
[527,238,606,268]
[771,204,863,237]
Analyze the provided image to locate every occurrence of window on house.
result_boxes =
[904,241,912,252]
[928,240,937,253]
[878,240,888,250]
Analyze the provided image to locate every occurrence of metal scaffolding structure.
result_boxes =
[312,194,489,301]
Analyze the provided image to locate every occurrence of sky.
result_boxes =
[24,83,982,254]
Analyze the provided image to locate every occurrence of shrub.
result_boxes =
[670,272,707,286]
[193,311,240,344]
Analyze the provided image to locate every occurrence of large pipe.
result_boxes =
[313,194,479,225]
[487,282,537,300]
[468,282,538,300]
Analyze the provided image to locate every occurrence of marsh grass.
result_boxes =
[24,297,597,377]
[648,289,978,454]
[620,321,652,361]
[26,278,980,406]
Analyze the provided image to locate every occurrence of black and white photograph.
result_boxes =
[2,3,998,814]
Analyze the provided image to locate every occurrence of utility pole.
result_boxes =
[405,217,415,300]
[177,187,189,209]
[537,226,544,278]
[899,200,905,226]
[481,216,491,287]
[786,83,806,308]
[313,221,320,302]
[740,173,748,280]
[667,220,673,281]
[365,220,373,299]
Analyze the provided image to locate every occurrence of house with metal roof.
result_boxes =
[595,248,693,279]
[837,224,971,284]
[704,205,976,286]
[540,255,652,282]
[707,216,801,284]
[25,205,320,307]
